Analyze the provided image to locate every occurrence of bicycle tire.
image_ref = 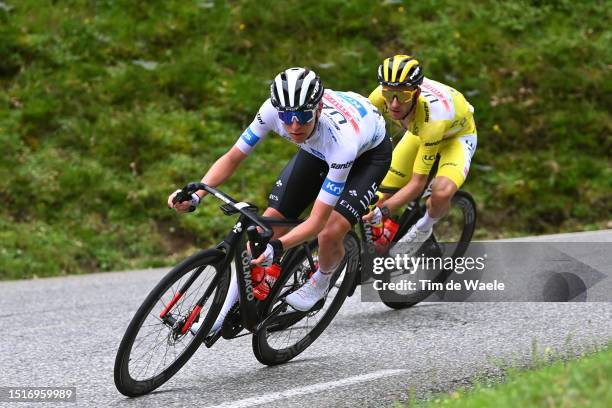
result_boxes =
[252,232,360,365]
[380,190,477,309]
[114,249,229,397]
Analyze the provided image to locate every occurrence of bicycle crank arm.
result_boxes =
[203,330,222,348]
[256,298,327,333]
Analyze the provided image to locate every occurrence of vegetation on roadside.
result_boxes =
[1,0,610,278]
[405,343,612,407]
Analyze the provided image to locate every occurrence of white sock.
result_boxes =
[211,268,239,332]
[313,260,341,283]
[415,211,439,231]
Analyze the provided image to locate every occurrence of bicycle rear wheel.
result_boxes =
[380,190,476,309]
[252,232,360,365]
[431,190,477,259]
[114,249,229,397]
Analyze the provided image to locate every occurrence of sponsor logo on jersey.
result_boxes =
[275,179,283,187]
[423,103,430,122]
[440,162,458,168]
[340,199,359,218]
[256,113,265,125]
[373,106,382,118]
[338,93,368,118]
[358,182,378,211]
[323,93,360,135]
[420,82,451,112]
[389,167,406,178]
[450,117,468,130]
[422,154,436,165]
[424,140,441,147]
[322,178,345,196]
[308,148,325,160]
[241,128,260,147]
[330,160,354,169]
[269,194,279,201]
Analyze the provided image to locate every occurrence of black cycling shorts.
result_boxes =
[268,135,392,225]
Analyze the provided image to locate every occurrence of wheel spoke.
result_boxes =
[118,259,226,387]
[258,238,356,362]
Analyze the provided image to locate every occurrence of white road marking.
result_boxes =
[207,369,407,408]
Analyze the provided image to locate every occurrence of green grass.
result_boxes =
[405,345,612,407]
[1,0,610,278]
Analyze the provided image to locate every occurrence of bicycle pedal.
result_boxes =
[311,298,326,312]
[221,323,243,339]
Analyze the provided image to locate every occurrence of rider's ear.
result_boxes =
[317,102,323,114]
[414,88,421,101]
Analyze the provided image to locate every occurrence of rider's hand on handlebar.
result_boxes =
[250,243,274,267]
[250,239,282,267]
[362,206,383,224]
[167,189,201,213]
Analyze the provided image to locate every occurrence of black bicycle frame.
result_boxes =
[233,216,315,332]
[175,182,308,334]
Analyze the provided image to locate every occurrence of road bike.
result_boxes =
[114,160,476,396]
[114,182,361,397]
[360,155,477,309]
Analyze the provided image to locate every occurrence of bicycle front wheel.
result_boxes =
[252,232,360,365]
[114,249,229,397]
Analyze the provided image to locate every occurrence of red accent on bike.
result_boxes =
[181,305,203,334]
[308,262,319,279]
[159,291,183,318]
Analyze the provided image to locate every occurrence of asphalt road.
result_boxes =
[1,230,610,407]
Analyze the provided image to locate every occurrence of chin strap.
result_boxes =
[305,115,320,141]
[399,95,419,122]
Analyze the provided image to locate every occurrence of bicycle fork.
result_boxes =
[159,264,225,335]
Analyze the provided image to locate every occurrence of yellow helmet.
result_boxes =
[378,55,424,87]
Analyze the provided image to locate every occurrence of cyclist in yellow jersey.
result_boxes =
[363,55,477,255]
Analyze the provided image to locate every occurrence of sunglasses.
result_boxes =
[277,109,316,125]
[381,87,418,104]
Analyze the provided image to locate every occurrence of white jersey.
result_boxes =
[235,89,387,205]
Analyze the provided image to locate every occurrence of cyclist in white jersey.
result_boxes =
[169,67,391,327]
[237,91,386,206]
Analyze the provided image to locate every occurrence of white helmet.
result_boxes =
[270,67,324,112]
